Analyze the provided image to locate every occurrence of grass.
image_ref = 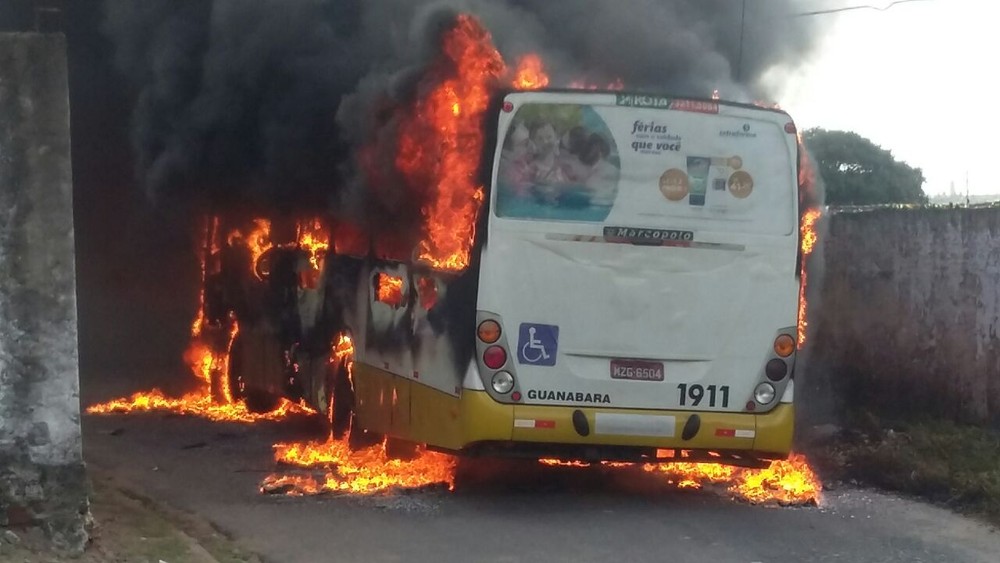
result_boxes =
[1,470,261,562]
[811,412,1000,524]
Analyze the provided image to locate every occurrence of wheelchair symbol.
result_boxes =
[517,323,558,366]
[521,327,551,364]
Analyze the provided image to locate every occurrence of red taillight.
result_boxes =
[483,346,507,369]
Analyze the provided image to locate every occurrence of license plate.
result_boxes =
[610,359,664,381]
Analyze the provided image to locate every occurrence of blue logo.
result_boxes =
[517,323,559,366]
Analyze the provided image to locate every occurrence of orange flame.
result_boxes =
[539,459,592,468]
[538,454,821,505]
[730,454,822,504]
[331,333,355,367]
[261,438,456,496]
[87,313,317,422]
[796,132,821,348]
[182,319,239,399]
[797,208,821,348]
[244,218,274,278]
[87,215,318,423]
[512,54,549,90]
[395,15,504,272]
[375,273,405,307]
[85,389,314,423]
[297,218,330,271]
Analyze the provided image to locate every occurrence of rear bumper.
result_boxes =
[353,362,793,460]
[454,390,794,459]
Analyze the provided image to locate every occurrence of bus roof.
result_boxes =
[497,88,795,123]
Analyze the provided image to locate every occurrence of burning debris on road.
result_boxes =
[261,438,457,496]
[259,444,821,505]
[540,454,822,505]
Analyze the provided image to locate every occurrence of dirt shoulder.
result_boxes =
[1,468,260,563]
[805,413,1000,526]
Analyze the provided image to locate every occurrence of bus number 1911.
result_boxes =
[677,384,729,408]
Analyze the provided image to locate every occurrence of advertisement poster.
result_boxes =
[496,104,621,222]
[493,96,797,236]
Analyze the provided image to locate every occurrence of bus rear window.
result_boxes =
[492,100,796,236]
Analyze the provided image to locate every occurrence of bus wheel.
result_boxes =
[327,358,352,439]
[327,358,382,450]
[227,333,246,402]
[347,422,383,451]
[243,388,280,413]
[385,437,418,461]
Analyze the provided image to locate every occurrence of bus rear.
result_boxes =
[466,91,801,465]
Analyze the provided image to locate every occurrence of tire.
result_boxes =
[385,437,418,461]
[347,419,383,451]
[244,387,280,413]
[227,334,246,402]
[327,355,382,449]
[327,358,353,439]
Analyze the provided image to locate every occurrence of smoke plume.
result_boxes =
[103,0,819,209]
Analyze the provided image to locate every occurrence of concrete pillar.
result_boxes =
[0,32,89,553]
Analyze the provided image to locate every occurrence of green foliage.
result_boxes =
[803,128,927,206]
[818,414,1000,524]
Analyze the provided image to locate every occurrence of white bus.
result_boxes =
[325,90,804,466]
[228,90,804,466]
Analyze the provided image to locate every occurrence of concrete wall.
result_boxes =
[808,207,1000,426]
[0,33,88,553]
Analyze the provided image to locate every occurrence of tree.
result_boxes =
[802,128,927,206]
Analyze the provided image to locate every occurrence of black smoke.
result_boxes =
[103,0,819,208]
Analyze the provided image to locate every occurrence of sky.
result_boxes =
[771,0,998,196]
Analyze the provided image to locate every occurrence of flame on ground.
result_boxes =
[260,331,454,496]
[540,453,822,505]
[86,389,314,423]
[261,438,456,496]
[86,320,316,422]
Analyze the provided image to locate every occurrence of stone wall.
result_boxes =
[0,33,89,553]
[808,207,1000,426]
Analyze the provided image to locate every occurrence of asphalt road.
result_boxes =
[81,408,1000,563]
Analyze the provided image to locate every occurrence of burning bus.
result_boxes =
[204,87,810,468]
